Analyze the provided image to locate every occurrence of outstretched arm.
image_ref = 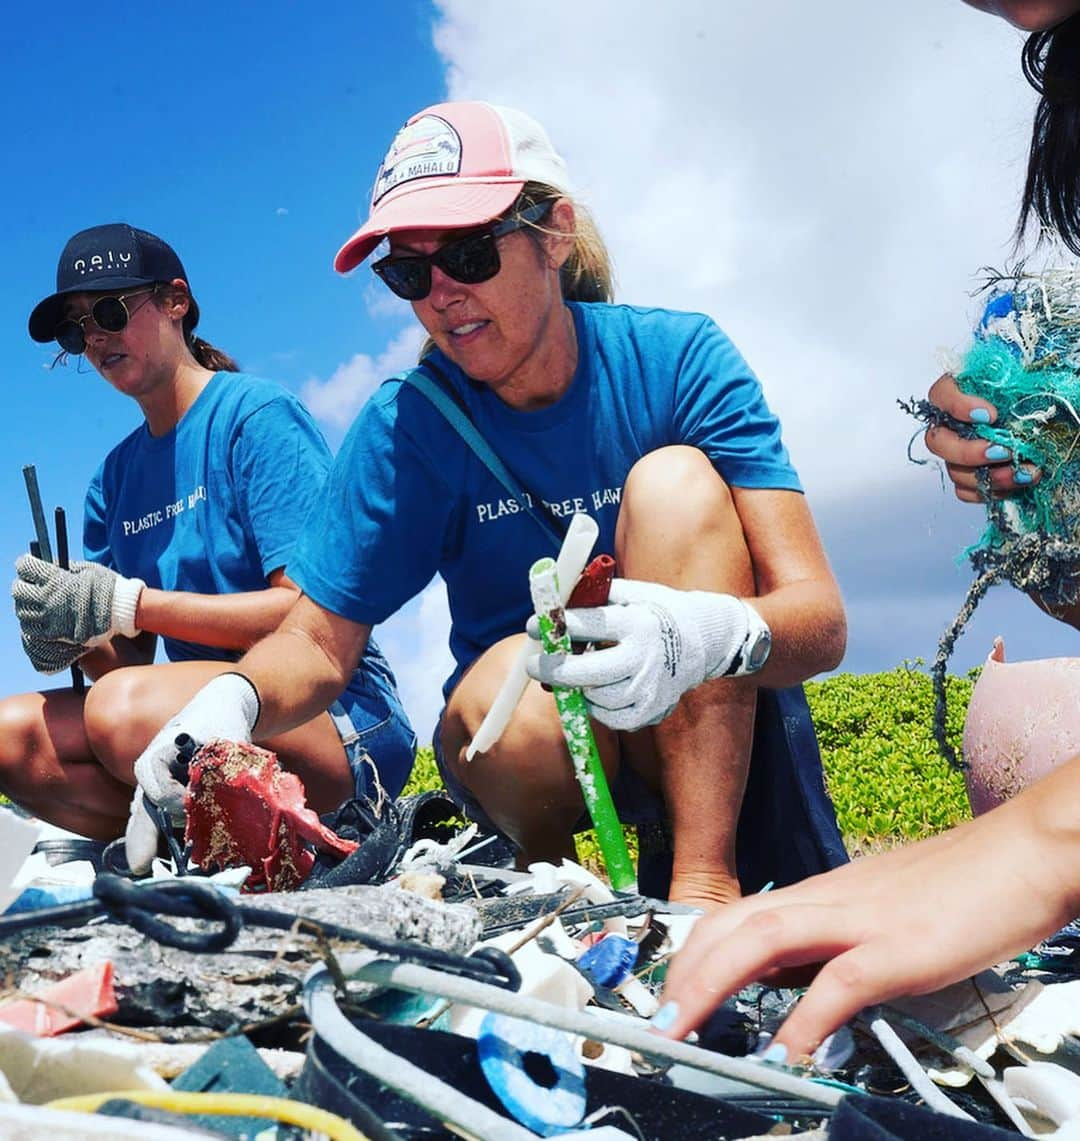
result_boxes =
[656,753,1080,1061]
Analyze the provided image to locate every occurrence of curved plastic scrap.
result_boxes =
[0,961,117,1036]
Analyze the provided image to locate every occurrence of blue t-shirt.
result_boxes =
[83,371,404,735]
[289,303,802,697]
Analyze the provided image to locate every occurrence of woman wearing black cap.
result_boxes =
[3,224,414,856]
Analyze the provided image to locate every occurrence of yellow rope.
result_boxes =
[45,1089,369,1141]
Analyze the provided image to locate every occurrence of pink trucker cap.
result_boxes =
[333,101,571,273]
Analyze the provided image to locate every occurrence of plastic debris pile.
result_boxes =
[6,794,1080,1139]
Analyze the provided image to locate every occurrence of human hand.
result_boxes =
[19,630,86,674]
[525,578,770,731]
[924,373,1040,501]
[653,785,1075,1062]
[12,555,145,648]
[124,672,261,874]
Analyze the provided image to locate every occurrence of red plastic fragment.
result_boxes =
[0,960,117,1036]
[567,555,615,608]
[185,739,358,893]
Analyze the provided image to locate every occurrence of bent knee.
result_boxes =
[83,667,160,772]
[0,694,44,778]
[621,446,735,527]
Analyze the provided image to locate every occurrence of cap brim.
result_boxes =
[334,180,524,274]
[28,276,154,343]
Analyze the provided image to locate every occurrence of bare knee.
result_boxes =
[0,694,45,793]
[616,447,751,589]
[83,667,159,779]
[618,447,738,543]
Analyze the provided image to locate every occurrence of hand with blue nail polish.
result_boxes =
[655,754,1080,1061]
[925,374,1040,502]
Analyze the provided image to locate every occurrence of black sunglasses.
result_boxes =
[372,200,554,301]
[54,287,158,355]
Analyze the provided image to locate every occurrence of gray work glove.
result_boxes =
[12,555,145,650]
[125,672,262,875]
[20,631,86,675]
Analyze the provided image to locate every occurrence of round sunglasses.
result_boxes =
[54,286,158,355]
[372,200,553,301]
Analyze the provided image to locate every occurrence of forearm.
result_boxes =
[730,486,846,687]
[234,595,371,740]
[991,753,1080,930]
[134,585,300,652]
[750,576,846,688]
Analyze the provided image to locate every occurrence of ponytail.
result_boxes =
[1019,14,1080,254]
[186,326,240,373]
[171,288,240,373]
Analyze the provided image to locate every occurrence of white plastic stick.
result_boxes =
[466,513,598,760]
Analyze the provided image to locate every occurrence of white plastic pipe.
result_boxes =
[344,954,843,1109]
[466,512,599,760]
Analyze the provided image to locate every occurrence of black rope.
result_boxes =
[0,874,521,991]
[94,874,242,953]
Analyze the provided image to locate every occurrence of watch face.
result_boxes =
[747,628,772,671]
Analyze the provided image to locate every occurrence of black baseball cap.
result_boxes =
[28,223,200,343]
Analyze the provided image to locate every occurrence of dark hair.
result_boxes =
[162,284,240,373]
[1019,14,1080,254]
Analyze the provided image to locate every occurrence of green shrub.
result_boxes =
[807,663,974,853]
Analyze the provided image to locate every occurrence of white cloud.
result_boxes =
[375,578,455,746]
[312,1,1065,736]
[422,0,1061,675]
[300,323,425,430]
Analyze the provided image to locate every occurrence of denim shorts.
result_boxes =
[329,697,416,802]
[432,708,665,837]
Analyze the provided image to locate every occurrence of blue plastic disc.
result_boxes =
[477,1011,586,1136]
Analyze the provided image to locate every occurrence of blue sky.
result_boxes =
[2,1,1076,745]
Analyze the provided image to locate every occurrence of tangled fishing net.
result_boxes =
[904,259,1080,766]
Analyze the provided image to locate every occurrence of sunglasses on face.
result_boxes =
[54,286,158,355]
[372,200,554,301]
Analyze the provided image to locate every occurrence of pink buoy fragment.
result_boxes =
[962,637,1080,814]
[185,739,358,892]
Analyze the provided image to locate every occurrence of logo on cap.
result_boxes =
[72,247,135,277]
[371,115,462,206]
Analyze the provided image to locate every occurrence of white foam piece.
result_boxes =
[0,811,41,911]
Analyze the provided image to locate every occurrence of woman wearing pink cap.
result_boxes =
[123,101,847,905]
[655,0,1080,1068]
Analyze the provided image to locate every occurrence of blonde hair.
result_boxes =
[516,182,615,303]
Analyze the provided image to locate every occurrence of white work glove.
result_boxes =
[525,578,771,732]
[12,555,145,652]
[124,672,261,875]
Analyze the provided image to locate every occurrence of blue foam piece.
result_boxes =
[477,1011,586,1136]
[577,933,637,987]
[3,884,93,914]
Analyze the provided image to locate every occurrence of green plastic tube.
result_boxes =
[529,556,637,893]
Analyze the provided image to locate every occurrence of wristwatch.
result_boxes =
[725,601,772,677]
